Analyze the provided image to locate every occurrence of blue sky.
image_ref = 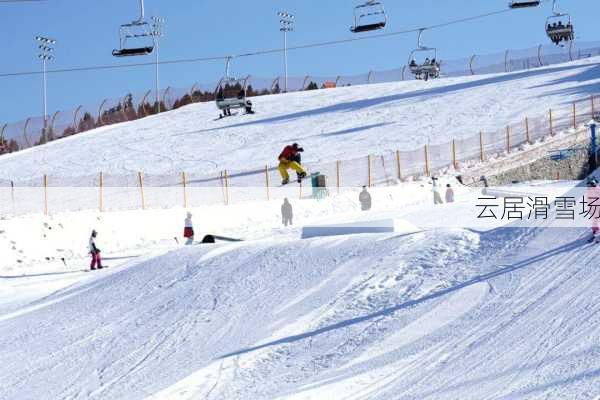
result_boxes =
[0,0,597,123]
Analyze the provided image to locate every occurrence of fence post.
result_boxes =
[10,180,15,215]
[264,165,270,201]
[138,171,145,210]
[549,109,554,136]
[182,171,188,208]
[424,145,430,177]
[43,174,48,216]
[479,131,485,162]
[224,169,230,205]
[573,102,577,129]
[336,160,341,194]
[99,172,104,212]
[452,140,457,170]
[23,118,32,147]
[469,54,476,75]
[525,117,531,145]
[367,155,372,187]
[592,96,596,120]
[395,150,402,181]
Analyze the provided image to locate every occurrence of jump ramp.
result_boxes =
[301,219,395,239]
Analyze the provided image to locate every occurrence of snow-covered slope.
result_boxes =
[1,197,599,399]
[1,57,600,181]
[2,53,600,400]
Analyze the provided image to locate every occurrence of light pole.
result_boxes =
[278,11,294,93]
[36,35,56,144]
[590,122,598,171]
[151,16,165,113]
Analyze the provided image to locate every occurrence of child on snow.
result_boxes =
[445,184,455,203]
[184,212,194,245]
[89,230,103,270]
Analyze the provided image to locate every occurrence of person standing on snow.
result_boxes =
[359,186,372,211]
[89,230,104,270]
[278,143,307,185]
[587,178,600,241]
[282,198,293,226]
[445,184,455,203]
[184,212,195,245]
[432,177,444,205]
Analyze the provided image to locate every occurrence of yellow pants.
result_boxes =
[278,160,306,180]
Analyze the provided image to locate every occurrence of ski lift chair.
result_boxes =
[545,1,574,45]
[408,29,440,81]
[214,77,253,116]
[508,1,540,9]
[112,21,155,57]
[350,1,387,33]
[112,0,155,57]
[214,57,254,116]
[545,16,574,44]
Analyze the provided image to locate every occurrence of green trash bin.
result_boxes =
[311,172,328,199]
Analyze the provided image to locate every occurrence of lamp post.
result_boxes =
[36,35,56,144]
[278,11,294,93]
[590,122,598,171]
[151,16,165,113]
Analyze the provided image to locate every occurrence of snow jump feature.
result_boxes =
[301,219,395,239]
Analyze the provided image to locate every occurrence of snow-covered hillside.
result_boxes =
[2,54,600,400]
[1,185,599,400]
[1,57,599,181]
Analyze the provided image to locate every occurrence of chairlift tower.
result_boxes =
[36,35,56,144]
[278,11,295,93]
[151,16,165,113]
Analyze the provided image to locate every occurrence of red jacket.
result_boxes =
[279,145,298,161]
[587,186,600,224]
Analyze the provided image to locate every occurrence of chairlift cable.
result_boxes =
[0,4,548,79]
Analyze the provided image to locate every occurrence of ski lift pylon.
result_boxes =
[408,29,440,81]
[112,0,155,57]
[350,1,387,33]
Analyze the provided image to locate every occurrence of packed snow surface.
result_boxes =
[1,57,599,181]
[1,181,600,399]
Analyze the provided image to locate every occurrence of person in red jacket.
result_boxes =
[587,178,600,242]
[278,143,307,185]
[183,212,194,245]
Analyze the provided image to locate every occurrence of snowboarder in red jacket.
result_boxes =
[278,143,307,185]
